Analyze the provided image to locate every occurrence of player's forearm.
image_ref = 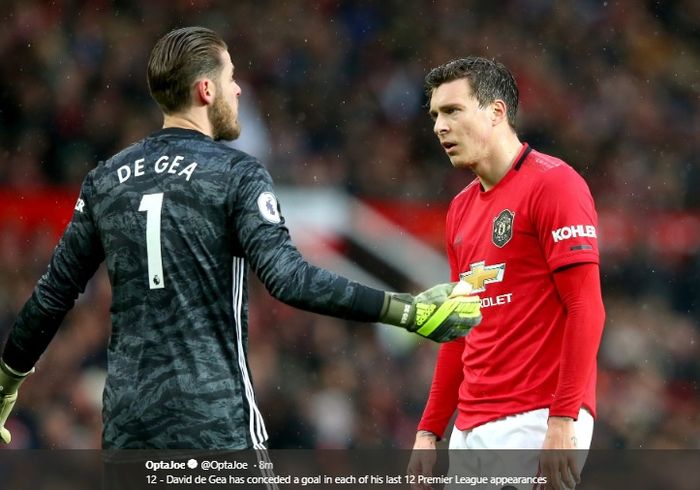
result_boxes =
[3,241,96,372]
[417,338,465,438]
[257,245,385,321]
[2,292,66,372]
[550,263,605,417]
[6,197,104,372]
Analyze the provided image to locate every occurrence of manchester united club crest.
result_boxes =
[492,209,515,247]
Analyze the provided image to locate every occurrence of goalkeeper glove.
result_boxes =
[380,282,481,342]
[0,359,34,444]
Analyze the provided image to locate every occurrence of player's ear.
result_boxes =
[194,78,216,106]
[491,99,508,126]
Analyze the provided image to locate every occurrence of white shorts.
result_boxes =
[446,407,594,490]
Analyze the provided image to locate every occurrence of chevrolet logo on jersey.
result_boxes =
[459,261,506,293]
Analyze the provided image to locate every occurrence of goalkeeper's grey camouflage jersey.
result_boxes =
[5,127,384,449]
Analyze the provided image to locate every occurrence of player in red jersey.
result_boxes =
[407,57,605,490]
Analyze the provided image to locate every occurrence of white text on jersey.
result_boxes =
[551,224,596,243]
[117,155,198,184]
[480,293,513,309]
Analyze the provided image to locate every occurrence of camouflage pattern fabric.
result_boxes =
[6,128,384,449]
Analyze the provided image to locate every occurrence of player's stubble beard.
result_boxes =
[208,89,241,141]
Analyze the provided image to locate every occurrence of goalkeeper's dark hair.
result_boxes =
[425,57,519,128]
[147,26,228,114]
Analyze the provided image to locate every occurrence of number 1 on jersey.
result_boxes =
[139,193,165,289]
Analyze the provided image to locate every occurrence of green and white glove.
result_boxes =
[380,282,481,342]
[0,359,34,444]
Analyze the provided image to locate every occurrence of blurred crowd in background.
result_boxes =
[0,0,699,450]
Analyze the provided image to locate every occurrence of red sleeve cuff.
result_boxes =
[548,408,580,420]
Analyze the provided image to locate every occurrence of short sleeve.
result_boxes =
[531,165,600,272]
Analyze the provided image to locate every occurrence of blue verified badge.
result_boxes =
[257,192,281,224]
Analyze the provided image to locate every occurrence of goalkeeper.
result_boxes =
[0,26,481,450]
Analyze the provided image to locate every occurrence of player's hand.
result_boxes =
[380,282,481,342]
[407,431,438,490]
[540,416,581,490]
[0,360,34,444]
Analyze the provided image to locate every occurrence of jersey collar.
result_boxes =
[513,142,532,171]
[151,127,212,140]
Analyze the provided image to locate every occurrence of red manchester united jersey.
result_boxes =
[441,144,600,432]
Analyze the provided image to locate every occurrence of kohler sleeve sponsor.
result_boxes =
[551,225,597,243]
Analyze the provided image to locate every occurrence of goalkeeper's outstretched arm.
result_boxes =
[231,158,482,342]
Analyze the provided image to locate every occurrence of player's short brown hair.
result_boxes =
[147,27,228,114]
[425,57,519,128]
